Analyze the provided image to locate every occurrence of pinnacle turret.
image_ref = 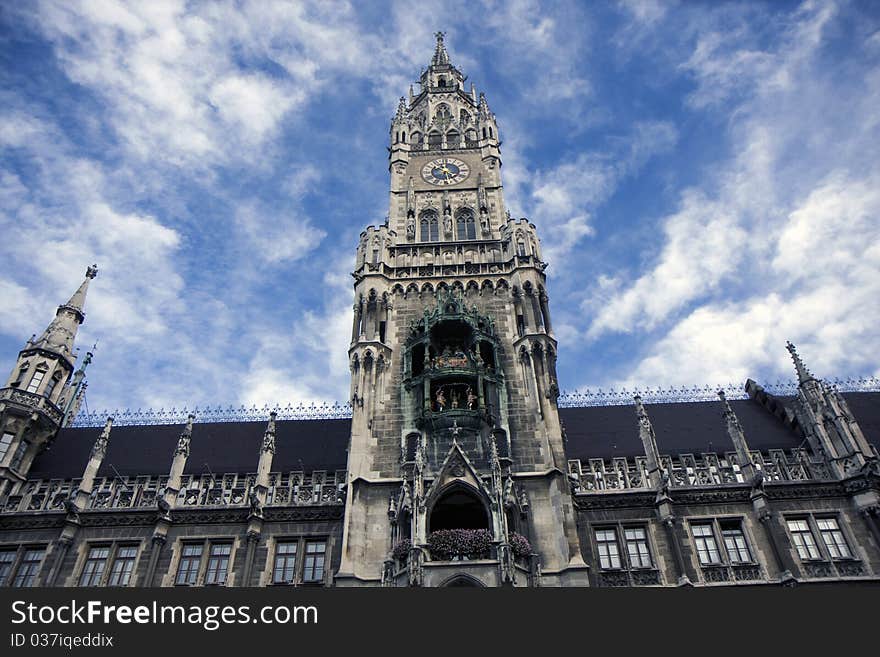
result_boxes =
[785,341,815,385]
[432,31,450,66]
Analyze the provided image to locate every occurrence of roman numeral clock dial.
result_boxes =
[421,157,470,185]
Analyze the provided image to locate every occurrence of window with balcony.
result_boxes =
[175,543,204,585]
[787,519,821,560]
[691,523,722,565]
[303,541,326,583]
[108,546,138,586]
[79,545,110,586]
[12,548,45,587]
[204,543,231,585]
[272,541,298,585]
[592,524,658,586]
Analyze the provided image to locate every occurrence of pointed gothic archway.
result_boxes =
[439,573,486,587]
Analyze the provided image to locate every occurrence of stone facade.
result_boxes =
[0,35,878,589]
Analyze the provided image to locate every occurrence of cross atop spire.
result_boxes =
[786,341,815,385]
[432,31,449,66]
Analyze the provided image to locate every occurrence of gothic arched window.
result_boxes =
[456,209,476,240]
[427,131,442,149]
[445,129,459,148]
[412,131,423,148]
[420,211,439,242]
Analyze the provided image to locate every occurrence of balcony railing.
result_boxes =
[0,387,63,424]
[568,448,833,494]
[2,470,347,514]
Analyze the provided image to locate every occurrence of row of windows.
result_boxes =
[0,538,328,588]
[591,515,857,574]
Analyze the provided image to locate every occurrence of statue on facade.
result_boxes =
[435,387,446,411]
[466,386,477,410]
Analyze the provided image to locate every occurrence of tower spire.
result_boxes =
[785,341,814,385]
[432,31,450,66]
[34,264,98,359]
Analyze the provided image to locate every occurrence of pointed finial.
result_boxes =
[86,264,98,279]
[90,416,114,459]
[717,390,741,429]
[432,31,449,66]
[262,411,277,453]
[785,341,814,384]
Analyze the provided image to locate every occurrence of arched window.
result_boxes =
[438,77,447,87]
[445,129,459,148]
[460,110,470,125]
[435,104,451,122]
[430,487,489,532]
[427,131,442,149]
[401,131,406,143]
[456,209,476,240]
[412,131,423,148]
[465,128,477,146]
[482,127,487,139]
[420,211,439,242]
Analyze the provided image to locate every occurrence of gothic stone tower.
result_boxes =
[336,35,588,587]
[0,266,97,499]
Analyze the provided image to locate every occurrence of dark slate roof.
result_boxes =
[560,392,880,461]
[26,392,880,479]
[28,418,351,480]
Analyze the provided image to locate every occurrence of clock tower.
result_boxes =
[336,33,589,587]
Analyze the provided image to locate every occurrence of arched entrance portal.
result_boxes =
[429,487,489,532]
[440,574,485,587]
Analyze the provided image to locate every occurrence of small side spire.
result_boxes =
[786,341,815,384]
[432,31,449,66]
[90,416,114,460]
[175,414,195,457]
[262,411,277,453]
[395,96,407,121]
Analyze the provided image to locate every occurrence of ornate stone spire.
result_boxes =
[395,96,407,121]
[33,264,98,358]
[262,411,277,453]
[432,31,449,66]
[786,341,815,385]
[175,414,195,457]
[90,416,113,460]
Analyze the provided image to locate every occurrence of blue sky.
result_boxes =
[1,0,878,414]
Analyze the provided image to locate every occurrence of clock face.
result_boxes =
[421,157,470,186]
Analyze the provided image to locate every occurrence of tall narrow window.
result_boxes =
[0,549,16,585]
[12,548,44,587]
[26,369,45,394]
[9,440,28,471]
[175,544,203,585]
[303,541,326,583]
[720,521,752,564]
[0,432,14,462]
[204,543,231,585]
[79,546,110,586]
[108,546,138,586]
[594,528,622,569]
[691,523,722,565]
[787,519,821,560]
[456,210,476,240]
[517,241,527,256]
[816,518,851,559]
[273,541,298,585]
[420,212,439,242]
[43,375,61,400]
[372,249,379,264]
[624,527,652,568]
